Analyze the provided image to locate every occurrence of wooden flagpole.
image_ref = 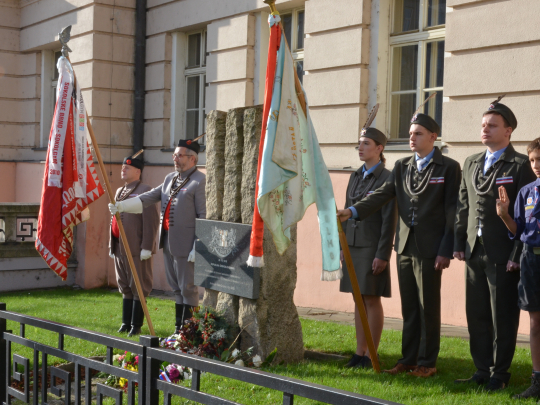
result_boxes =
[262,1,380,372]
[62,34,155,336]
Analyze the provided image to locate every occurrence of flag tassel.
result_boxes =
[247,255,265,268]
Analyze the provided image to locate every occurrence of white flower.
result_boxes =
[231,349,241,358]
[235,359,245,367]
[211,329,226,340]
[184,372,191,380]
[252,355,262,367]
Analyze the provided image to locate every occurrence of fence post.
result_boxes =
[139,335,160,405]
[0,303,7,404]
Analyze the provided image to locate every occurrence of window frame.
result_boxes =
[280,7,305,83]
[387,0,445,139]
[184,29,207,143]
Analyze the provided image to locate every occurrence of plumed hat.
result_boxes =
[177,133,205,154]
[123,149,144,170]
[483,95,517,130]
[410,93,440,135]
[359,104,387,146]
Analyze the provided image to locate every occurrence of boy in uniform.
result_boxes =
[496,137,540,399]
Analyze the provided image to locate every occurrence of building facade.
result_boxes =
[0,0,536,333]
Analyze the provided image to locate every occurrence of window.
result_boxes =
[52,51,62,108]
[184,30,207,141]
[389,0,445,138]
[39,50,62,148]
[281,8,305,83]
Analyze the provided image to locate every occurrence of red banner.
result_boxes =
[36,96,104,280]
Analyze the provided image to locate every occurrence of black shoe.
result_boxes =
[118,299,133,333]
[345,354,364,368]
[359,356,373,369]
[174,303,185,334]
[485,377,506,392]
[128,300,144,337]
[454,374,488,385]
[513,375,540,399]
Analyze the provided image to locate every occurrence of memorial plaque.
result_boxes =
[194,219,260,299]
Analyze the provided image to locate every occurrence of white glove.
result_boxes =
[108,197,143,215]
[109,252,115,259]
[140,249,152,261]
[187,241,196,262]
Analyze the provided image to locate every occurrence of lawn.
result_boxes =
[0,287,536,404]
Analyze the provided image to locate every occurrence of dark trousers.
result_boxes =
[465,242,520,383]
[397,238,442,368]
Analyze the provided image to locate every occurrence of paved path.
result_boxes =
[148,290,530,348]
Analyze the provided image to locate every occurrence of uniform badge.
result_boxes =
[528,197,533,205]
[429,177,444,184]
[496,177,513,184]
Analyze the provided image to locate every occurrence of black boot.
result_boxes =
[118,299,133,333]
[128,300,144,337]
[174,303,184,334]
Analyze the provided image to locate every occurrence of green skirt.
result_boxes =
[339,246,391,297]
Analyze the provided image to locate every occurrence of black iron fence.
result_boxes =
[0,303,401,405]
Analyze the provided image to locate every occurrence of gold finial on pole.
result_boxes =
[263,0,279,15]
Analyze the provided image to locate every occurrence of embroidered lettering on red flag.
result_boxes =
[36,56,104,280]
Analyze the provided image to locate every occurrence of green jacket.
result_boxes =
[352,147,461,259]
[343,163,398,262]
[454,143,535,264]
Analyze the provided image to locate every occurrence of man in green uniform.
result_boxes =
[453,96,535,391]
[338,107,461,377]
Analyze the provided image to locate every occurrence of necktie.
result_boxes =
[484,154,496,175]
[417,157,428,173]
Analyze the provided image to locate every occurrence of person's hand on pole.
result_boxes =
[337,209,353,222]
[108,197,143,215]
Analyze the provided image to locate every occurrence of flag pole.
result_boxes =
[61,30,156,336]
[262,0,380,372]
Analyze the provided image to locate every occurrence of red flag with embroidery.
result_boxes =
[36,56,104,280]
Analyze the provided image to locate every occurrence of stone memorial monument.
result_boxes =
[200,106,304,363]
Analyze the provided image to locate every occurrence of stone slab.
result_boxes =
[205,110,227,220]
[240,106,263,224]
[222,107,249,223]
[194,219,260,299]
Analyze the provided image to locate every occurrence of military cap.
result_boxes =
[483,95,517,130]
[360,104,387,146]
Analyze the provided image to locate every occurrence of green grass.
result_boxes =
[0,287,537,404]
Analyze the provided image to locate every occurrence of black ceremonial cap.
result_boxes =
[484,95,517,130]
[178,138,200,154]
[123,150,144,170]
[360,104,387,146]
[410,92,440,135]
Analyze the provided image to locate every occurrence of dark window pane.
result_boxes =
[295,61,304,84]
[393,0,420,33]
[297,11,305,49]
[203,31,207,66]
[391,93,417,138]
[187,33,201,68]
[53,51,62,80]
[424,40,445,89]
[427,0,446,27]
[186,76,200,109]
[282,13,292,48]
[186,111,199,139]
[391,45,418,91]
[423,91,443,133]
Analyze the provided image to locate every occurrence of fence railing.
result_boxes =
[0,303,401,405]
